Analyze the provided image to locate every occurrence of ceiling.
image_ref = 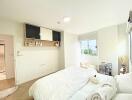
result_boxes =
[0,0,132,34]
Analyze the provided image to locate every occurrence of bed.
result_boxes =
[112,73,132,100]
[29,67,117,100]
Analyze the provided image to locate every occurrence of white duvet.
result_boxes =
[29,67,97,100]
[70,73,117,100]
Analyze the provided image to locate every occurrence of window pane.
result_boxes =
[80,40,88,49]
[80,40,97,56]
[89,40,97,55]
[80,40,89,54]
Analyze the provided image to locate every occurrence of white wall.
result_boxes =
[98,25,118,75]
[80,55,98,65]
[0,18,62,84]
[79,24,129,75]
[58,32,65,68]
[79,31,98,40]
[118,23,129,73]
[64,32,80,67]
[79,31,98,65]
[118,24,128,56]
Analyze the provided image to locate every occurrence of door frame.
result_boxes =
[0,44,5,73]
[0,34,15,81]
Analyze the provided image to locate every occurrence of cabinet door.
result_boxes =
[40,27,53,41]
[52,31,61,41]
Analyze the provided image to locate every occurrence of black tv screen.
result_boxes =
[52,31,61,41]
[25,24,40,39]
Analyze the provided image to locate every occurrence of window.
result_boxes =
[80,40,97,56]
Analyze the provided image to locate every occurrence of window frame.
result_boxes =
[80,39,97,56]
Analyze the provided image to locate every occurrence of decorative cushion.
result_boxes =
[80,62,97,70]
[89,75,99,84]
[115,72,132,93]
[113,93,132,100]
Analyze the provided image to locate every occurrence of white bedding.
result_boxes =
[29,67,97,100]
[112,93,132,100]
[70,73,117,100]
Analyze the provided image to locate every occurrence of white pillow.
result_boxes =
[89,75,99,84]
[113,93,132,100]
[80,62,97,70]
[115,72,132,93]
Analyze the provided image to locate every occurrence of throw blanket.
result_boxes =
[90,84,116,100]
[91,93,101,100]
[29,67,97,100]
[70,73,117,100]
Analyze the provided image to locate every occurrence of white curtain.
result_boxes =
[128,23,132,72]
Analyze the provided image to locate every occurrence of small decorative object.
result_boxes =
[120,67,126,74]
[89,75,99,84]
[120,56,127,74]
[55,42,59,47]
[99,62,112,76]
[80,62,97,70]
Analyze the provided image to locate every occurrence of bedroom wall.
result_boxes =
[98,23,129,75]
[58,31,65,68]
[79,24,129,75]
[79,31,99,65]
[63,32,80,68]
[0,18,62,84]
[98,25,118,75]
[117,23,129,74]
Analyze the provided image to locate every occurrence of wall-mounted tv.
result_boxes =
[25,24,40,39]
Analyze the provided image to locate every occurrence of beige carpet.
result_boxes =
[1,79,36,100]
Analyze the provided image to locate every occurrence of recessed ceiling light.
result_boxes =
[63,16,71,23]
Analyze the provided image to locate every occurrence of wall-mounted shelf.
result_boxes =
[24,24,61,47]
[24,38,60,47]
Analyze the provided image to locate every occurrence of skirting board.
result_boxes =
[0,86,18,99]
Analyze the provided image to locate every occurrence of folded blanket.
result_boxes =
[29,67,97,100]
[88,84,116,100]
[91,93,102,100]
[70,73,117,100]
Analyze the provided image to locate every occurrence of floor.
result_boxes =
[0,78,15,91]
[1,79,36,100]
